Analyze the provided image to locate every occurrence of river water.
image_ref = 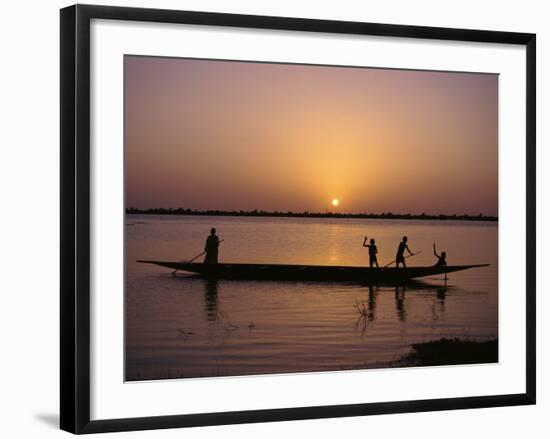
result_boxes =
[125,215,498,380]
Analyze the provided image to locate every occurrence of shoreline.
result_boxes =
[126,209,498,222]
[391,337,498,368]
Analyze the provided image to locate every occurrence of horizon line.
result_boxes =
[125,207,498,221]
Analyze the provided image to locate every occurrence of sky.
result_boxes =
[125,56,498,216]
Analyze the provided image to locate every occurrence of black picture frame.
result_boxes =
[60,4,536,434]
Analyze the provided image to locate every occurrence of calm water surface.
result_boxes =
[125,215,498,380]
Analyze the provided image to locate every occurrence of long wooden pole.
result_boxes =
[184,239,224,263]
[173,240,225,274]
[383,250,422,268]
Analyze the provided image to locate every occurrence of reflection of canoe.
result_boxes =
[137,260,489,283]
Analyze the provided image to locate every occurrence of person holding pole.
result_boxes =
[204,227,220,264]
[433,242,447,267]
[395,236,414,268]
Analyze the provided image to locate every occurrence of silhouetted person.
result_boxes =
[433,242,447,267]
[395,236,414,267]
[204,227,220,264]
[363,236,379,267]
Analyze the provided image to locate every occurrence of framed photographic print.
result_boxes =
[60,4,536,434]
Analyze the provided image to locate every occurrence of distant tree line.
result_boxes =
[125,207,498,222]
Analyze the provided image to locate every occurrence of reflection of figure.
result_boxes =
[203,279,219,322]
[437,287,447,314]
[367,285,378,321]
[204,227,220,264]
[395,285,407,321]
[395,236,414,267]
[433,242,447,267]
[354,286,379,336]
[363,236,379,267]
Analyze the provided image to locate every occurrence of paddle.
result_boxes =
[383,250,422,268]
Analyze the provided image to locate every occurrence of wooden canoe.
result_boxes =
[137,260,489,283]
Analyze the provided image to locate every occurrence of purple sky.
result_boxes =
[125,56,498,215]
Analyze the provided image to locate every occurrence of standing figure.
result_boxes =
[395,236,414,268]
[433,242,447,267]
[204,227,220,264]
[363,236,379,267]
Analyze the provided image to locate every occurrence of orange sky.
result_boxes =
[125,56,498,215]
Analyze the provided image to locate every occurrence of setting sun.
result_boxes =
[332,199,339,207]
